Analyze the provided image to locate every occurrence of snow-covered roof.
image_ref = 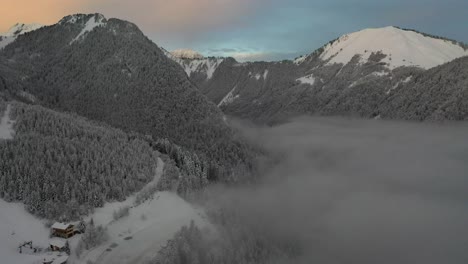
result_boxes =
[51,222,72,230]
[49,239,66,248]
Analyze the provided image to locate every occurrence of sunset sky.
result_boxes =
[1,0,467,61]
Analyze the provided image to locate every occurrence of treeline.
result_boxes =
[153,216,298,264]
[0,102,158,220]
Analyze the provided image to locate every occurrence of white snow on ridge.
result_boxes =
[176,57,224,80]
[319,26,468,69]
[297,74,316,86]
[205,58,223,79]
[0,36,16,50]
[0,23,43,50]
[3,23,43,37]
[294,55,307,64]
[0,104,15,139]
[166,48,224,80]
[70,15,106,44]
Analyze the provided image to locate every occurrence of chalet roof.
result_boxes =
[49,239,66,248]
[51,222,72,230]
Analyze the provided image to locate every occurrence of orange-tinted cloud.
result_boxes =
[0,0,86,32]
[1,0,262,37]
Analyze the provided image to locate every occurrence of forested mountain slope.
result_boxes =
[168,27,468,123]
[0,99,158,220]
[0,14,255,182]
[381,56,468,121]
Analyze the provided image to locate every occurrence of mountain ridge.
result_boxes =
[164,26,468,123]
[0,13,256,183]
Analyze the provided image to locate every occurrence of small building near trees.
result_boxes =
[51,222,75,238]
[49,239,66,251]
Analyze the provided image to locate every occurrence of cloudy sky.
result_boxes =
[1,0,467,61]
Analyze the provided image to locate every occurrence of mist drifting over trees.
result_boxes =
[158,117,468,264]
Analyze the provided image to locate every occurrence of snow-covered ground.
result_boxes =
[0,199,51,264]
[0,104,15,139]
[73,157,211,264]
[319,26,468,69]
[0,156,211,264]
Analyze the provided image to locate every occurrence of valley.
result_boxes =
[0,5,467,264]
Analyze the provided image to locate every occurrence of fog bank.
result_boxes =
[219,117,468,264]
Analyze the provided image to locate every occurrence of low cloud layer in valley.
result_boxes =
[213,117,468,264]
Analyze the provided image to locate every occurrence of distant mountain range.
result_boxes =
[165,26,468,122]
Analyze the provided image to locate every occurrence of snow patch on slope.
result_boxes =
[297,74,316,85]
[218,86,239,107]
[70,14,106,44]
[263,70,269,80]
[3,23,43,37]
[387,76,413,94]
[294,55,307,64]
[0,104,15,140]
[319,26,468,69]
[252,70,269,80]
[205,59,223,79]
[175,58,224,80]
[371,71,389,77]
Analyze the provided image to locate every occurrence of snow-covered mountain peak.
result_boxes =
[318,26,468,69]
[68,14,107,44]
[2,23,43,37]
[59,13,106,25]
[171,49,205,59]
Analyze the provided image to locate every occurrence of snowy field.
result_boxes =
[71,157,211,264]
[0,156,211,264]
[0,199,51,264]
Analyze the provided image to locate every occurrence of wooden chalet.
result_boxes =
[51,222,75,238]
[49,239,66,251]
